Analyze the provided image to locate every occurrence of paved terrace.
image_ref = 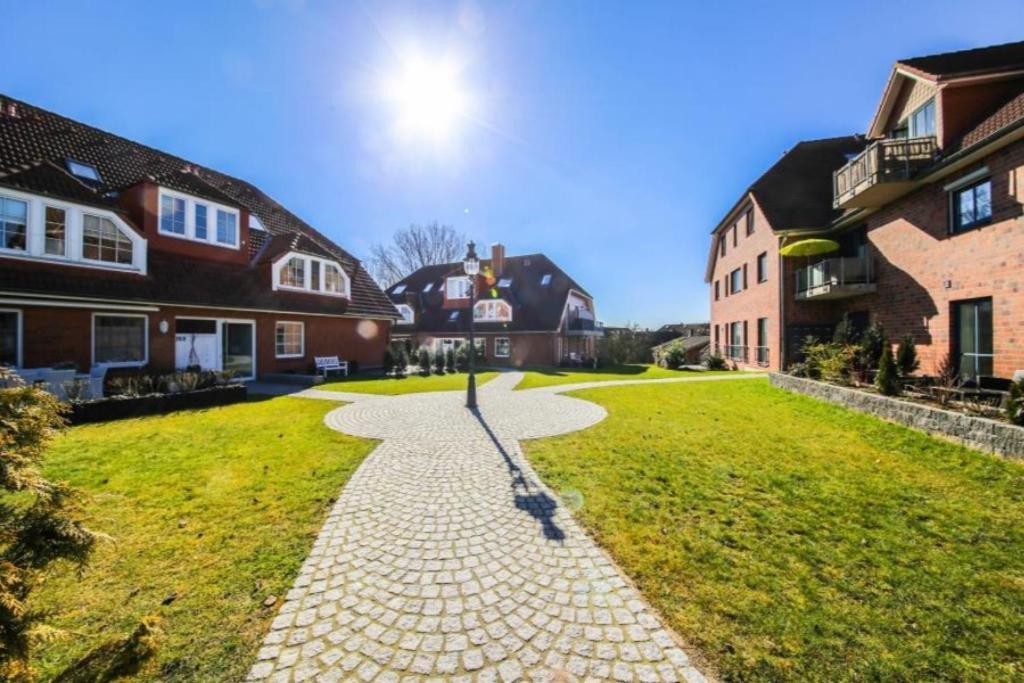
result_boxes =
[248,372,763,682]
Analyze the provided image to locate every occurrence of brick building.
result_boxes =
[707,40,1024,381]
[387,244,602,367]
[0,95,397,380]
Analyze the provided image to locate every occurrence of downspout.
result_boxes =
[777,236,787,370]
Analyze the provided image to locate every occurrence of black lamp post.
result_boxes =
[463,241,480,409]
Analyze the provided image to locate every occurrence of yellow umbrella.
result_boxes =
[779,238,839,257]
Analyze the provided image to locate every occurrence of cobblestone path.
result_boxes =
[248,373,758,682]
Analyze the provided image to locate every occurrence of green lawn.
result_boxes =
[31,397,375,681]
[515,363,736,390]
[320,370,498,394]
[524,378,1024,682]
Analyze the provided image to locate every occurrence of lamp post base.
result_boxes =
[466,373,477,409]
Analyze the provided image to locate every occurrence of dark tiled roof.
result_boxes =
[949,89,1024,153]
[748,136,866,230]
[0,159,120,209]
[0,94,396,319]
[387,253,591,334]
[900,40,1024,79]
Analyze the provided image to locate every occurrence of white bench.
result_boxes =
[315,356,348,378]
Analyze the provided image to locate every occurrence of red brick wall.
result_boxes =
[848,139,1024,378]
[16,304,391,376]
[708,199,784,370]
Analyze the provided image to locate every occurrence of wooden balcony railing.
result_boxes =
[833,136,937,209]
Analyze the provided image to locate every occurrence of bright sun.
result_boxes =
[383,56,471,144]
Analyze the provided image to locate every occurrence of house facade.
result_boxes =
[387,244,601,367]
[708,40,1024,381]
[0,96,397,381]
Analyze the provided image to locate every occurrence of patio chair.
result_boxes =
[89,364,109,400]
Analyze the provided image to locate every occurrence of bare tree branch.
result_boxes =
[370,222,466,287]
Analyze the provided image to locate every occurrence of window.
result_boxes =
[44,206,66,256]
[447,276,471,299]
[954,298,993,381]
[83,214,133,264]
[730,267,742,294]
[908,99,936,138]
[719,235,725,257]
[310,260,320,291]
[93,314,147,366]
[951,178,992,233]
[732,225,738,247]
[474,299,513,322]
[729,321,744,360]
[0,311,20,366]
[756,318,768,366]
[216,209,237,246]
[540,273,552,286]
[66,159,101,182]
[497,277,512,288]
[392,284,407,295]
[745,209,754,235]
[160,195,186,235]
[423,282,434,293]
[323,264,344,294]
[0,196,28,251]
[495,337,510,358]
[275,321,304,358]
[714,280,720,301]
[194,204,208,240]
[280,257,305,288]
[756,252,768,283]
[396,304,415,325]
[448,310,460,321]
[742,264,748,289]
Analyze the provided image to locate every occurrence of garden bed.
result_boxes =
[770,373,1024,458]
[68,384,248,424]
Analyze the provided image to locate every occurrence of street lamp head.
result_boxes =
[463,241,480,276]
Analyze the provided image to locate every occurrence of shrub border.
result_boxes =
[68,385,248,425]
[769,373,1024,459]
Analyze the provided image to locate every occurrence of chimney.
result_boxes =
[490,243,505,277]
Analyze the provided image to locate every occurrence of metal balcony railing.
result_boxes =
[833,136,937,208]
[725,345,748,362]
[755,346,770,366]
[795,256,876,299]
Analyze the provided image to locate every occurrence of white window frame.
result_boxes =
[0,188,147,274]
[271,250,351,298]
[274,321,305,358]
[0,308,23,368]
[91,313,149,368]
[446,276,471,299]
[473,298,513,322]
[494,337,511,358]
[395,304,415,325]
[157,187,241,250]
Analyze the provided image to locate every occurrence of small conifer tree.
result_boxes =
[876,341,901,396]
[393,348,408,377]
[896,333,920,377]
[382,348,395,375]
[433,349,445,374]
[445,348,456,373]
[417,349,431,376]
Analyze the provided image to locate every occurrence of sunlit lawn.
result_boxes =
[32,397,375,681]
[515,363,737,390]
[525,378,1024,681]
[320,370,498,394]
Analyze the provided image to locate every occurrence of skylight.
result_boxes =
[449,310,459,321]
[66,158,101,182]
[392,284,407,294]
[497,277,512,287]
[250,214,267,231]
[423,282,434,293]
[540,273,552,286]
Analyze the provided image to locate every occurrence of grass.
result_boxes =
[320,370,498,394]
[31,397,375,681]
[514,363,737,390]
[524,378,1024,682]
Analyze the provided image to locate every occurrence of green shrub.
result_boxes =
[804,342,857,384]
[876,341,901,396]
[704,353,727,370]
[896,333,920,377]
[392,348,408,377]
[433,349,445,375]
[832,313,858,344]
[663,345,686,370]
[382,349,394,375]
[857,323,885,373]
[1008,379,1024,426]
[455,345,469,372]
[445,348,456,373]
[417,349,431,376]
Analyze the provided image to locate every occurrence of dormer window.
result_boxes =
[272,251,351,298]
[392,284,407,295]
[474,299,512,322]
[66,159,101,183]
[448,310,460,321]
[158,188,240,249]
[1,197,27,250]
[497,277,512,288]
[395,304,415,324]
[540,273,552,286]
[447,276,471,299]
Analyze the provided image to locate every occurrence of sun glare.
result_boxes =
[383,56,471,145]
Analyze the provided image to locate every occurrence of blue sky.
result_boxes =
[2,1,1021,327]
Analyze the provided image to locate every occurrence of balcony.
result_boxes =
[795,256,876,300]
[833,136,937,209]
[566,310,603,336]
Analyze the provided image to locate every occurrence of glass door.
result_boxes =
[0,311,19,366]
[221,321,255,380]
[955,299,993,382]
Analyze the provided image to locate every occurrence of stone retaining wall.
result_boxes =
[769,373,1024,459]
